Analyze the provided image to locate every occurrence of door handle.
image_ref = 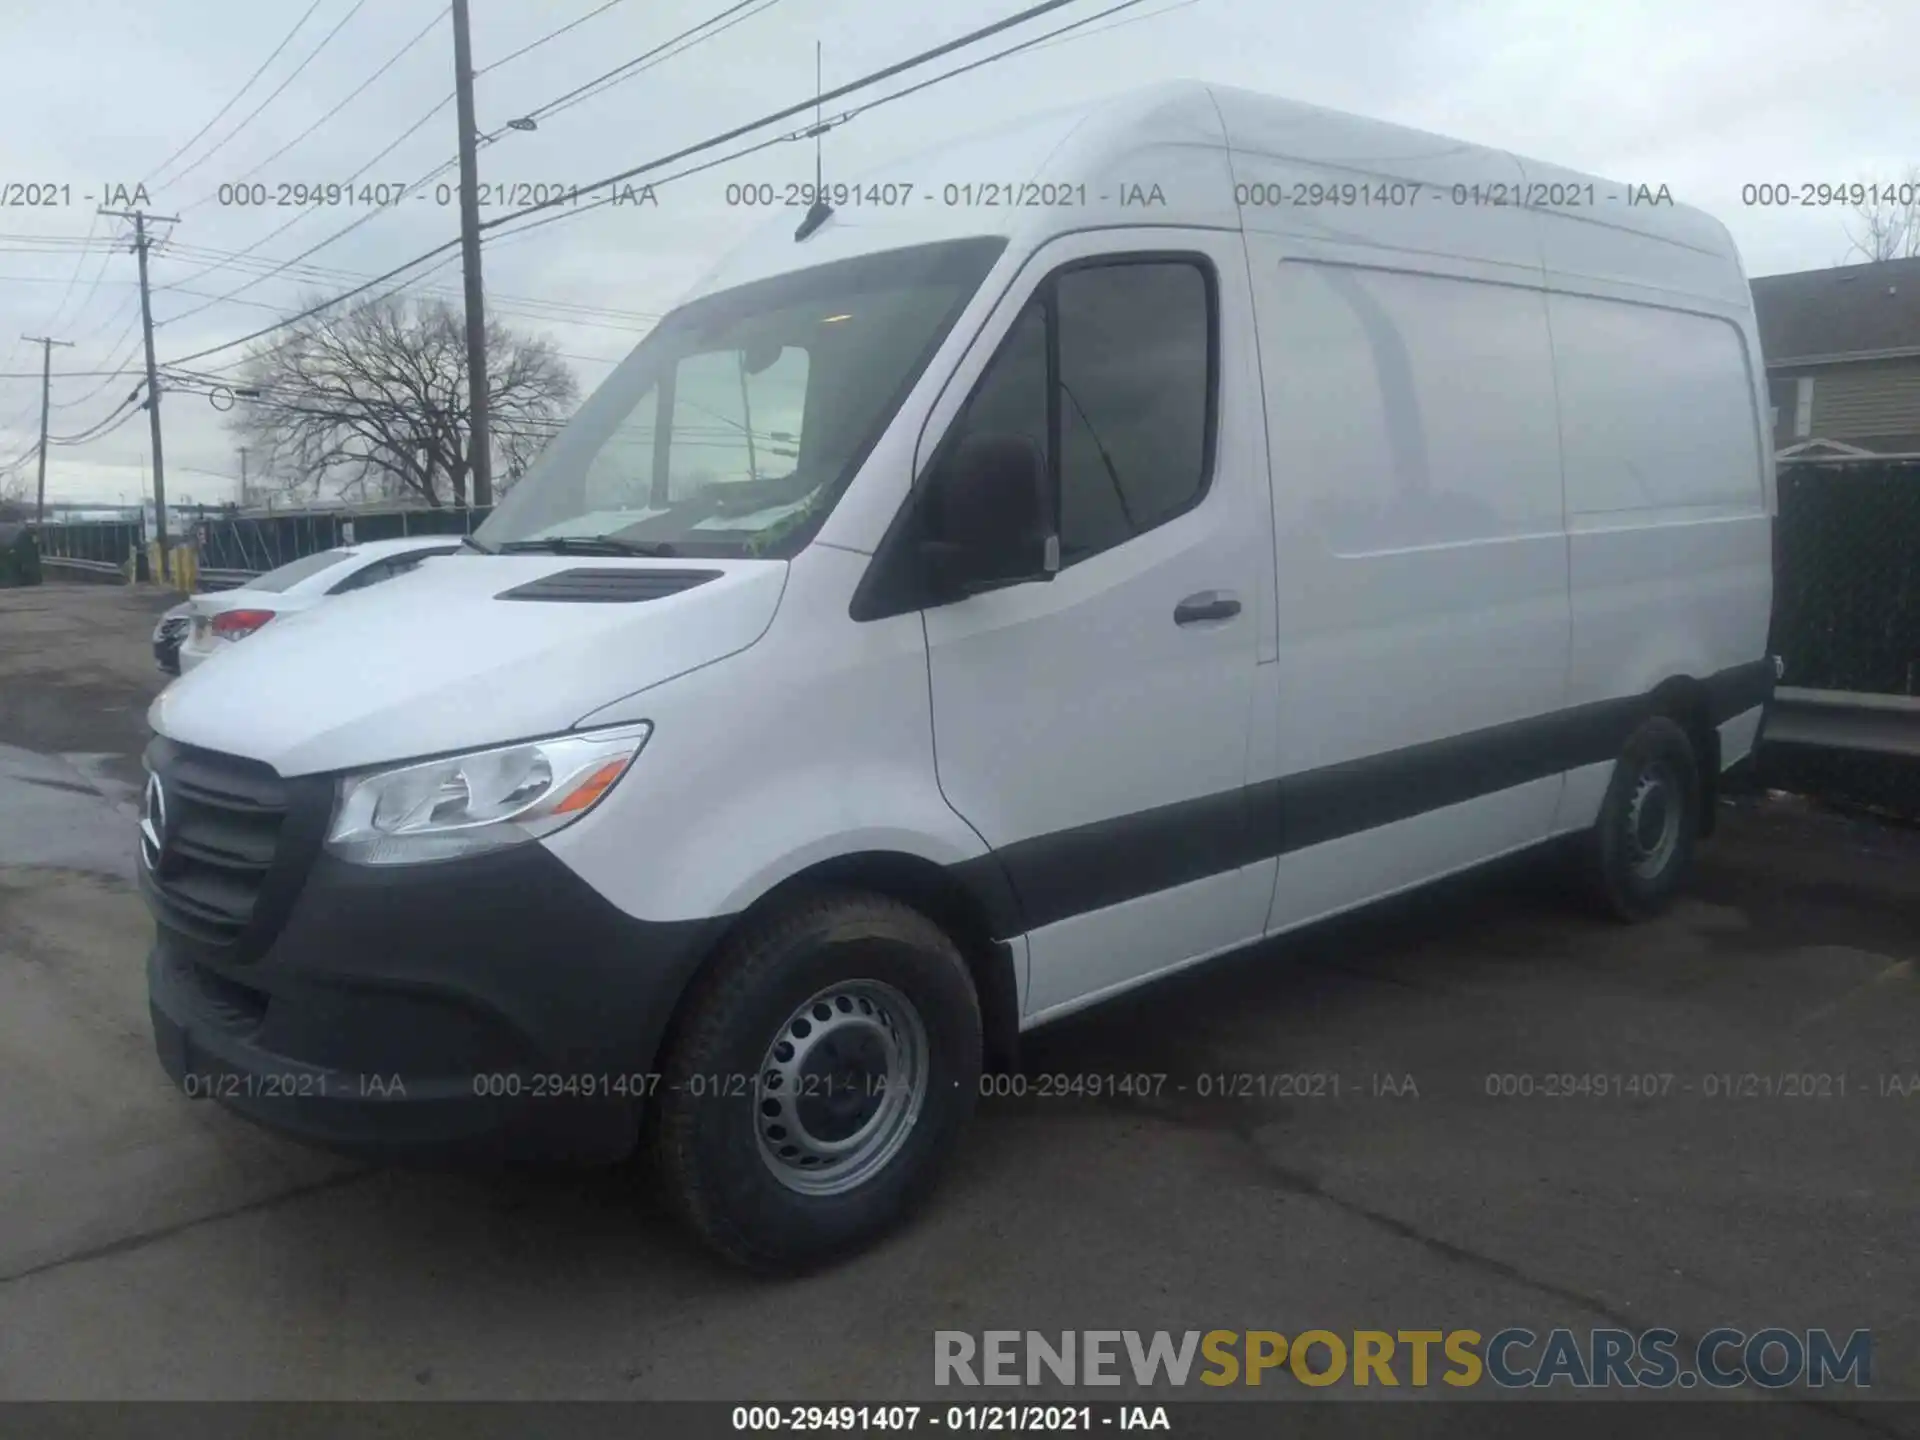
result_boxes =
[1174,590,1242,626]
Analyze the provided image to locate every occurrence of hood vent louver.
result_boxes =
[496,567,723,603]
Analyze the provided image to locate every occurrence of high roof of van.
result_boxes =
[684,79,1750,311]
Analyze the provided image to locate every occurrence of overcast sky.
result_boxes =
[1,0,1914,506]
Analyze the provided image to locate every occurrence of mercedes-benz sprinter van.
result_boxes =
[141,81,1775,1269]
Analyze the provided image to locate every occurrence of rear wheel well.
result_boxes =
[677,852,1021,1075]
[1649,676,1720,835]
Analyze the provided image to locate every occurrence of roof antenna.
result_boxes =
[795,41,833,241]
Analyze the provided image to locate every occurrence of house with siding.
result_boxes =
[1749,255,1920,459]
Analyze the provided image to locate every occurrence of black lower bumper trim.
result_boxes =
[146,839,725,1163]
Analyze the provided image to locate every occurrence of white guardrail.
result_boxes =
[37,555,125,577]
[1762,687,1920,759]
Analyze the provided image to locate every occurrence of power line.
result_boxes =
[45,229,128,340]
[179,4,451,213]
[142,1,330,186]
[152,0,775,308]
[165,0,376,189]
[154,95,458,305]
[476,0,637,75]
[0,448,40,480]
[0,216,107,428]
[485,0,1159,252]
[154,242,662,337]
[509,0,778,128]
[813,0,1160,128]
[47,317,147,411]
[479,0,1095,237]
[49,394,145,446]
[0,274,142,287]
[0,238,121,255]
[477,129,791,251]
[163,240,464,366]
[161,0,1125,370]
[169,248,469,375]
[157,240,662,321]
[64,294,146,351]
[0,369,147,379]
[1019,0,1198,50]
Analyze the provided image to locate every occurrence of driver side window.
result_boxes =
[937,258,1214,568]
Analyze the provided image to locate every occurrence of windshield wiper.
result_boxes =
[499,536,679,557]
[459,534,497,555]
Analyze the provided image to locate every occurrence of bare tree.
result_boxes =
[1841,165,1920,263]
[229,294,579,507]
[0,471,28,522]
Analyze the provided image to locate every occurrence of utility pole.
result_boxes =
[101,207,179,579]
[238,445,249,506]
[449,0,493,508]
[22,334,73,523]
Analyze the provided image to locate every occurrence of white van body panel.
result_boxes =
[149,555,787,775]
[1208,84,1546,287]
[915,225,1277,1013]
[1718,706,1766,772]
[678,82,1240,311]
[558,544,1006,939]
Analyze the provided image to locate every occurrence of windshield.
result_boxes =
[476,237,1006,559]
[243,548,352,593]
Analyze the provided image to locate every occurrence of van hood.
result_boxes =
[149,554,788,776]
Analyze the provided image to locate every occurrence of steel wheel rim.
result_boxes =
[754,978,929,1196]
[1625,758,1682,880]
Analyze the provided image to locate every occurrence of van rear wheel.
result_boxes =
[648,890,982,1270]
[1582,715,1701,921]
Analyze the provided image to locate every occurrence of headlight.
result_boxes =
[325,722,652,865]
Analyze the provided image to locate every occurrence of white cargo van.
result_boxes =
[141,81,1775,1268]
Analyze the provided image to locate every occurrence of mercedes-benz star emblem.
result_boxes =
[139,773,167,871]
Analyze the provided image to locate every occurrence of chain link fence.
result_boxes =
[1769,459,1920,694]
[1759,457,1920,821]
[33,519,147,579]
[188,505,492,584]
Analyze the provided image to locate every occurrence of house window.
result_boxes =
[1793,375,1815,438]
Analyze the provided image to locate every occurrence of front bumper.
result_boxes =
[144,770,721,1163]
[152,617,187,675]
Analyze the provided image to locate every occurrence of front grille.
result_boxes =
[141,739,327,962]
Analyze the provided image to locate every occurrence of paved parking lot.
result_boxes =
[0,582,1916,1426]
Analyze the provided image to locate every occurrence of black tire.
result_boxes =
[648,889,982,1271]
[1582,715,1701,921]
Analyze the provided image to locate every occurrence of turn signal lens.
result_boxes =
[553,759,630,815]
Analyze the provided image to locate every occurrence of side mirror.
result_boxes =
[918,432,1056,598]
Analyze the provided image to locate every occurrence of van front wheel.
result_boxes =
[1583,715,1701,921]
[648,890,982,1270]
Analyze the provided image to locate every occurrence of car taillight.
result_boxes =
[210,608,276,640]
